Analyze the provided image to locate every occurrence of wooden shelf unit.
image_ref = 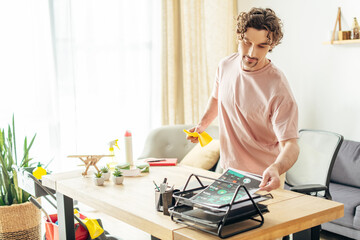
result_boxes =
[323,39,360,45]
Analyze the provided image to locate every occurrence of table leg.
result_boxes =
[57,192,75,240]
[293,225,321,240]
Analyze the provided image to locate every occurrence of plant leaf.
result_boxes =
[21,134,36,168]
[0,153,10,186]
[12,169,22,203]
[12,114,17,165]
[10,184,17,204]
[0,129,4,152]
[0,194,4,206]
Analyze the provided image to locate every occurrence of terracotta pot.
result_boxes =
[112,176,124,185]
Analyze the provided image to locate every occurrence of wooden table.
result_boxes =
[42,166,344,240]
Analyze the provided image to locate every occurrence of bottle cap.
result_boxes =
[124,130,132,137]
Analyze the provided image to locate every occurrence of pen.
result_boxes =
[153,180,160,191]
[147,159,166,162]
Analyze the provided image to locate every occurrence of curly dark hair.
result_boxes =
[237,8,283,50]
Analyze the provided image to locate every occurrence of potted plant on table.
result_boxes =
[0,115,41,239]
[93,172,105,186]
[100,166,110,181]
[112,169,124,185]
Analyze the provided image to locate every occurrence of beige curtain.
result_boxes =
[162,0,238,125]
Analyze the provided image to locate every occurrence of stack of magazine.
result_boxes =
[169,168,272,238]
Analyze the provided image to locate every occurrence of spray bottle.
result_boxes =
[33,162,47,180]
[107,139,120,170]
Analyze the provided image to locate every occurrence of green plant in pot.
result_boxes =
[100,166,110,181]
[0,115,41,239]
[112,169,124,185]
[93,171,104,186]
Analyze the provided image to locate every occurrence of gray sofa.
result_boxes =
[322,139,360,239]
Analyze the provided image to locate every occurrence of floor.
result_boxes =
[41,202,354,240]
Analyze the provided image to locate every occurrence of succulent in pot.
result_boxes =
[93,172,104,186]
[112,169,124,185]
[100,166,110,181]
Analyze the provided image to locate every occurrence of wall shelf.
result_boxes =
[323,39,360,45]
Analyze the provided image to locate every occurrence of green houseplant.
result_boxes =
[93,171,105,186]
[100,166,110,181]
[112,169,124,185]
[0,115,36,205]
[0,115,41,239]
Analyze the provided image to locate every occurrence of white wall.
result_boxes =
[237,0,360,141]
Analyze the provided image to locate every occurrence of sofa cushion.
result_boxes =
[331,140,360,188]
[180,140,220,170]
[329,182,360,229]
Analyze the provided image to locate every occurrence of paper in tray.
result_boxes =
[173,190,270,213]
[171,202,269,228]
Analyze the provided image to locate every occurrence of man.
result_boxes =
[187,8,299,192]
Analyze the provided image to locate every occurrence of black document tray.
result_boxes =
[169,174,272,238]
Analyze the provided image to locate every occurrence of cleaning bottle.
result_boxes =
[124,130,134,167]
[352,17,360,39]
[33,162,47,180]
[107,139,120,170]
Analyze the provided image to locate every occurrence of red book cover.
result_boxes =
[144,158,178,166]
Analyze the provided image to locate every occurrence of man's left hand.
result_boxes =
[259,164,281,192]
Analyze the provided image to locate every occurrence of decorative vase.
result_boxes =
[102,172,110,181]
[93,177,105,186]
[0,201,41,240]
[112,176,124,185]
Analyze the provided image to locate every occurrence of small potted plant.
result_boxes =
[112,169,124,185]
[93,172,105,186]
[100,166,110,181]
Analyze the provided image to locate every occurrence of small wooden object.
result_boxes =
[68,155,114,176]
[331,7,352,43]
[331,7,341,43]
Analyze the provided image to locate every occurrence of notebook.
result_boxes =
[144,158,178,166]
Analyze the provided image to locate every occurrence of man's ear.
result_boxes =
[268,44,274,52]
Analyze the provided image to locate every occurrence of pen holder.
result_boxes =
[155,189,177,216]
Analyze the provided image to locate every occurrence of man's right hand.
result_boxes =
[185,96,218,144]
[186,125,205,143]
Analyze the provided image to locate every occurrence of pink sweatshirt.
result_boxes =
[212,52,298,175]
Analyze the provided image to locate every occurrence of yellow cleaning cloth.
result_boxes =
[83,218,104,239]
[74,209,104,239]
[183,129,213,147]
